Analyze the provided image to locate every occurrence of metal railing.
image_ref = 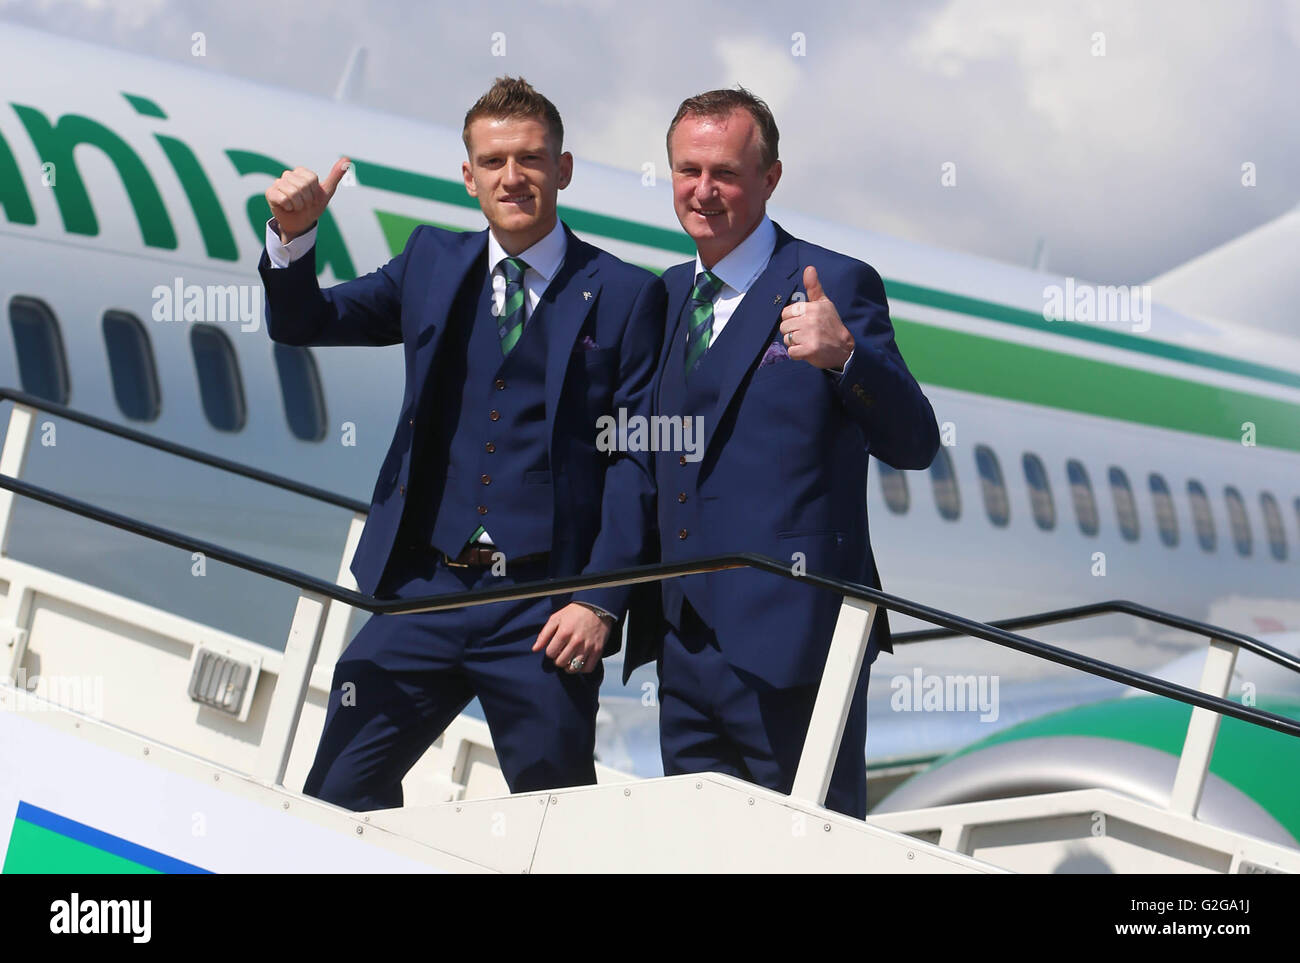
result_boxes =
[895,599,1300,673]
[3,387,1298,822]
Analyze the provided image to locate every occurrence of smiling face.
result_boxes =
[669,109,782,267]
[462,116,573,255]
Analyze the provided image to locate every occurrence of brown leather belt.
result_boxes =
[442,544,550,568]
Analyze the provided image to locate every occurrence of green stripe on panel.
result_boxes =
[4,820,159,874]
[373,210,469,255]
[887,280,1300,392]
[893,318,1300,453]
[939,697,1300,842]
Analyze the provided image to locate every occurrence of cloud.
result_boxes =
[3,0,1296,284]
[714,34,801,116]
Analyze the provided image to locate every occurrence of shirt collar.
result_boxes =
[488,218,567,281]
[694,215,776,295]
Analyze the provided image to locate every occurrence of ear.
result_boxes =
[462,159,478,198]
[764,159,782,199]
[557,151,574,191]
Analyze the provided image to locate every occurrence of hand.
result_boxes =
[266,156,350,243]
[532,602,610,674]
[778,266,855,370]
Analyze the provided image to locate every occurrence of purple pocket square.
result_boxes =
[577,335,600,351]
[758,339,790,368]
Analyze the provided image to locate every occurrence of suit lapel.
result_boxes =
[703,225,802,455]
[543,226,601,445]
[415,228,488,389]
[658,263,695,411]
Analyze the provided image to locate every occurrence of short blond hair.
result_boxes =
[462,76,564,156]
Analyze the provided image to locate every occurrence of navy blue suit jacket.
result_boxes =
[258,222,665,637]
[625,222,939,688]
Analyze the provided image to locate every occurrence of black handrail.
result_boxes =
[10,386,1291,673]
[4,390,1299,743]
[0,388,369,514]
[895,599,1300,675]
[2,471,1299,740]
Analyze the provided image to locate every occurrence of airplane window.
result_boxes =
[1066,459,1099,536]
[929,446,960,521]
[1187,480,1216,552]
[8,296,70,405]
[102,311,161,422]
[190,324,246,432]
[1223,486,1252,557]
[1022,453,1055,530]
[1148,473,1179,548]
[273,344,328,442]
[874,461,909,514]
[1260,492,1287,562]
[1108,466,1139,542]
[975,445,1009,527]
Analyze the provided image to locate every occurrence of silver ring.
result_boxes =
[568,656,585,672]
[785,331,795,347]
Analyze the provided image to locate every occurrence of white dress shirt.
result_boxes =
[692,214,776,344]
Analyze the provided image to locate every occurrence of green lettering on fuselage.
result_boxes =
[227,149,356,280]
[2,94,352,276]
[12,104,177,248]
[0,124,36,225]
[123,91,238,262]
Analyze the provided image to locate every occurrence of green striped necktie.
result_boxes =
[684,268,724,374]
[498,256,529,356]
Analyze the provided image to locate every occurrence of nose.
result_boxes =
[503,158,527,187]
[694,175,718,203]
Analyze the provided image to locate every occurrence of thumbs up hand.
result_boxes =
[778,265,855,371]
[266,156,351,243]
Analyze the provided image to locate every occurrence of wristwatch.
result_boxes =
[574,601,617,624]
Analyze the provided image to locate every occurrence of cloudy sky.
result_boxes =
[3,0,1298,284]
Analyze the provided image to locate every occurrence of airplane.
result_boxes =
[1,21,1298,870]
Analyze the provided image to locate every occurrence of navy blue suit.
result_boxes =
[259,222,664,809]
[626,221,939,818]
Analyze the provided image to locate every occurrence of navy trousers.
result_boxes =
[303,555,602,811]
[658,600,871,819]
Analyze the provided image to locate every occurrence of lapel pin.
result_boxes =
[583,291,592,301]
[773,295,782,304]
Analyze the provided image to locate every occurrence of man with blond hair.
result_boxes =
[260,77,664,809]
